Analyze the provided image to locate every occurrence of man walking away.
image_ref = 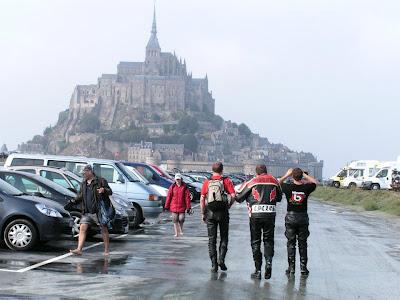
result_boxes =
[200,162,236,273]
[235,164,282,280]
[68,165,114,256]
[279,168,317,276]
[164,173,191,237]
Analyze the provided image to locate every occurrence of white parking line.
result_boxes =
[0,204,202,273]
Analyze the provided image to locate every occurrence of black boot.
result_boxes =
[211,257,218,273]
[300,260,309,276]
[265,258,272,280]
[286,257,295,275]
[218,259,227,271]
[251,269,261,279]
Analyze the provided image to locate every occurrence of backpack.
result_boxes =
[206,179,228,211]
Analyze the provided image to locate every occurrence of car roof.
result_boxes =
[6,153,121,165]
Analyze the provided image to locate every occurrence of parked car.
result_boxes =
[124,162,173,189]
[9,166,136,228]
[4,154,163,227]
[0,178,73,251]
[123,165,168,207]
[0,170,129,236]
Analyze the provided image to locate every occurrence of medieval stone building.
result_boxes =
[66,8,214,138]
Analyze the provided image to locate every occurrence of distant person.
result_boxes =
[67,165,114,256]
[235,164,282,280]
[164,173,191,237]
[200,162,236,273]
[279,168,317,276]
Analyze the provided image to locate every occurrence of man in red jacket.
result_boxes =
[164,173,191,237]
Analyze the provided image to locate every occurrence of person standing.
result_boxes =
[200,162,236,273]
[235,164,282,279]
[279,168,317,276]
[164,173,192,237]
[68,165,114,256]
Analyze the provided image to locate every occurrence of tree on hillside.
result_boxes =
[78,112,101,133]
[177,115,199,134]
[179,134,198,153]
[238,123,252,136]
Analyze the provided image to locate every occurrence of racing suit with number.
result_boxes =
[236,173,282,271]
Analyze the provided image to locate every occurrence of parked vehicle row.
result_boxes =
[328,157,400,191]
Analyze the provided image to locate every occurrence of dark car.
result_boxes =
[123,162,173,189]
[0,170,129,236]
[0,178,72,251]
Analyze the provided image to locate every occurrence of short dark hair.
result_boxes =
[212,161,224,174]
[292,168,303,181]
[256,164,267,175]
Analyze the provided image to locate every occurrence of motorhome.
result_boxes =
[330,160,384,188]
[362,160,400,190]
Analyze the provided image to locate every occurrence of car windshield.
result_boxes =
[124,165,149,184]
[116,163,141,182]
[337,170,347,177]
[0,178,26,196]
[31,174,76,197]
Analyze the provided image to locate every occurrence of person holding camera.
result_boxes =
[164,173,192,237]
[279,168,317,276]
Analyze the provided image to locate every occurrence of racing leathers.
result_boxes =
[236,173,282,277]
[281,182,316,275]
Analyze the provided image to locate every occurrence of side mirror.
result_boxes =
[117,174,125,184]
[152,174,158,181]
[67,187,78,193]
[33,192,44,198]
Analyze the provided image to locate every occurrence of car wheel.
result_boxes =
[333,181,340,188]
[371,184,380,190]
[70,211,96,238]
[70,211,82,237]
[189,191,195,202]
[131,204,143,228]
[4,219,38,251]
[348,183,357,189]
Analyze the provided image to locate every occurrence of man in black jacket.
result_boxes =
[279,168,317,276]
[236,164,282,280]
[69,165,113,256]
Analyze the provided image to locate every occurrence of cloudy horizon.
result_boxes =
[1,0,400,177]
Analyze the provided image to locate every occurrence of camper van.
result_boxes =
[4,154,163,226]
[330,160,384,188]
[361,161,400,190]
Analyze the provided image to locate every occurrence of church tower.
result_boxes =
[145,6,161,75]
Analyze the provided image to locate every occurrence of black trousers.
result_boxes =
[249,217,275,270]
[206,212,229,264]
[285,212,310,263]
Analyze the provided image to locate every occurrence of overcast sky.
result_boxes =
[1,0,399,177]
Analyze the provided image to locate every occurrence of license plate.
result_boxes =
[252,204,276,213]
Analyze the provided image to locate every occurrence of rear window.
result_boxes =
[10,158,44,166]
[48,160,87,176]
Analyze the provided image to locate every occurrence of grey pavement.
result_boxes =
[0,199,399,300]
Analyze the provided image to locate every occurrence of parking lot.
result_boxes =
[0,201,399,299]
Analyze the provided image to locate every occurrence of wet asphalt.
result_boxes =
[0,199,399,300]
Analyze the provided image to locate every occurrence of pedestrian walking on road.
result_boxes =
[67,164,114,256]
[200,162,236,273]
[235,164,282,279]
[164,173,192,237]
[279,168,317,276]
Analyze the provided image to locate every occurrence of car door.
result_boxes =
[92,163,127,195]
[2,173,55,200]
[39,170,73,190]
[376,169,389,189]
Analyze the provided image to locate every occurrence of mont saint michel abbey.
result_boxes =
[68,9,214,134]
[20,7,323,179]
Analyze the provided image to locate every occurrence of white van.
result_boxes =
[362,161,400,190]
[4,153,163,226]
[330,160,384,188]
